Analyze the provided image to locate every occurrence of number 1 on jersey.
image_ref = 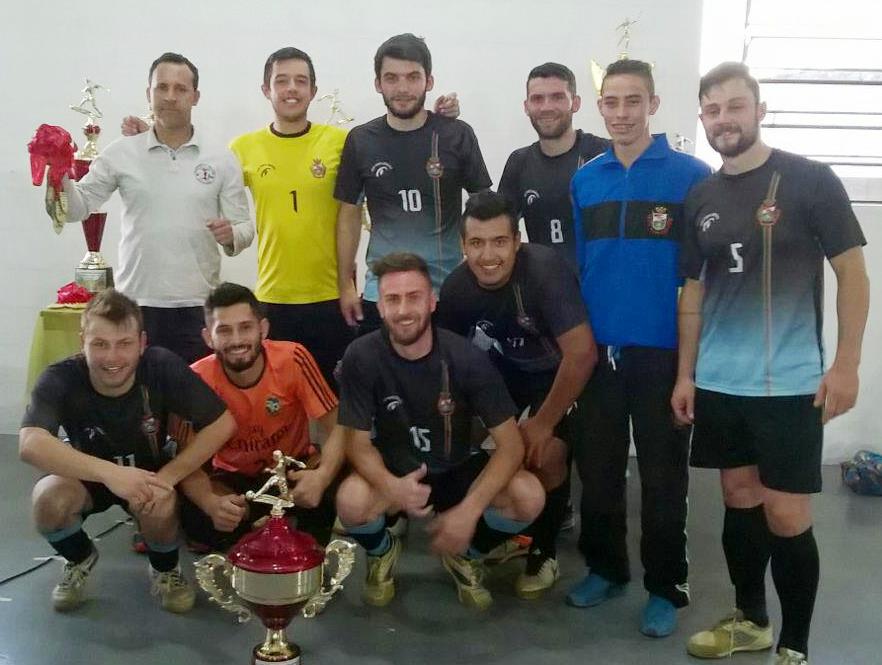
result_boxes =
[290,190,298,213]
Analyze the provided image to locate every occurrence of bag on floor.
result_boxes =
[841,449,882,496]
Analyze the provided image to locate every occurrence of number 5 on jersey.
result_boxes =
[410,426,431,452]
[729,242,744,273]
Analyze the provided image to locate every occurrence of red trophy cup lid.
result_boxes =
[228,515,325,574]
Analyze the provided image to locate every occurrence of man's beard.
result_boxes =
[386,315,430,346]
[383,90,427,120]
[710,122,759,158]
[529,112,572,140]
[218,342,262,372]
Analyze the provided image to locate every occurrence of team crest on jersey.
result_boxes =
[265,395,281,415]
[383,395,403,412]
[647,206,672,235]
[371,161,393,178]
[258,163,276,178]
[525,189,540,206]
[193,163,216,184]
[700,212,719,232]
[311,157,327,178]
[425,156,444,179]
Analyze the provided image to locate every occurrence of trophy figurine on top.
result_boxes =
[28,78,114,293]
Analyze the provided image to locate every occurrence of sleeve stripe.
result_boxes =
[292,346,338,412]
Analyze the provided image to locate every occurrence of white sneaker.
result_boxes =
[52,548,99,612]
[150,565,196,613]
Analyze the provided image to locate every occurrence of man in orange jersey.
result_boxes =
[178,282,345,549]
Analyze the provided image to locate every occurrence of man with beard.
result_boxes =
[123,47,459,387]
[335,33,492,334]
[673,62,869,665]
[179,282,345,550]
[63,52,253,365]
[20,289,236,613]
[567,59,711,637]
[335,253,544,610]
[437,191,597,599]
[499,62,608,271]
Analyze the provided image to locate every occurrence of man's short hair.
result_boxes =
[374,33,432,78]
[263,47,317,88]
[371,252,431,286]
[527,62,577,95]
[699,61,760,104]
[148,52,199,90]
[204,282,264,321]
[81,289,143,333]
[461,190,519,238]
[602,58,654,96]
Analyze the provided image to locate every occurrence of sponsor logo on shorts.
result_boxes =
[194,163,216,184]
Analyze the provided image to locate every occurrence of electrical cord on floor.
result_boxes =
[0,518,131,587]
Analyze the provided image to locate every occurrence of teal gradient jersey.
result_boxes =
[334,113,491,301]
[681,150,866,397]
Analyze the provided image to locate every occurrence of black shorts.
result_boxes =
[81,481,130,517]
[424,452,490,514]
[262,299,354,390]
[690,388,823,494]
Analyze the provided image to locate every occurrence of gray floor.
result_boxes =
[1,433,879,665]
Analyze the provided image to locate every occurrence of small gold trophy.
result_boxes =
[591,18,641,94]
[195,451,356,664]
[70,79,114,292]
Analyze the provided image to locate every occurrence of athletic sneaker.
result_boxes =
[515,554,560,600]
[150,566,196,613]
[441,554,492,610]
[484,535,531,566]
[686,610,774,658]
[362,534,401,607]
[775,647,808,664]
[52,548,99,612]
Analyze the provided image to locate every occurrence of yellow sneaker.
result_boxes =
[52,548,98,612]
[150,566,196,613]
[441,554,492,611]
[515,555,560,600]
[775,647,808,665]
[362,534,401,607]
[687,610,773,658]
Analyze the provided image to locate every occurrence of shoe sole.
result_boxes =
[515,572,560,600]
[686,637,774,659]
[566,583,626,608]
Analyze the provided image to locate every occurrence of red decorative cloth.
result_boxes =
[28,124,76,191]
[56,282,93,304]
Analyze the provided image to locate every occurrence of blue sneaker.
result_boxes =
[640,595,677,637]
[566,572,625,607]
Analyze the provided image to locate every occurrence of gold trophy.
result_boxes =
[591,18,641,94]
[195,451,356,664]
[70,79,114,292]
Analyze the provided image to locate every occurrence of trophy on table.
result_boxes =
[195,450,356,665]
[69,79,114,292]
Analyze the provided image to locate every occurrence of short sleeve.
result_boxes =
[498,152,522,219]
[337,343,376,431]
[21,366,68,435]
[807,163,866,259]
[680,187,706,280]
[459,123,492,193]
[333,131,363,204]
[291,344,339,420]
[153,349,227,430]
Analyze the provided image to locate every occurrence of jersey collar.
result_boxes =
[595,132,671,167]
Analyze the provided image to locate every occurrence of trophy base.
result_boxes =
[252,642,301,665]
[75,266,114,293]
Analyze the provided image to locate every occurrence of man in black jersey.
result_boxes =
[335,33,491,334]
[498,62,608,270]
[19,289,236,614]
[335,253,544,610]
[438,190,597,599]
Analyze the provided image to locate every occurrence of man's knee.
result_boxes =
[335,473,383,525]
[533,438,568,490]
[31,476,88,531]
[720,466,764,508]
[763,491,812,536]
[505,470,545,522]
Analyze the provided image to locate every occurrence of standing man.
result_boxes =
[335,33,491,333]
[568,59,711,637]
[498,62,608,270]
[438,190,596,599]
[673,62,868,665]
[19,289,236,613]
[179,282,346,550]
[335,253,544,610]
[63,52,254,364]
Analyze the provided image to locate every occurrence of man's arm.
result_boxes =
[178,466,246,532]
[19,426,171,503]
[336,202,364,325]
[521,323,596,466]
[287,409,346,509]
[156,411,236,487]
[346,427,431,515]
[214,152,255,256]
[60,153,119,223]
[814,246,870,422]
[671,278,705,424]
